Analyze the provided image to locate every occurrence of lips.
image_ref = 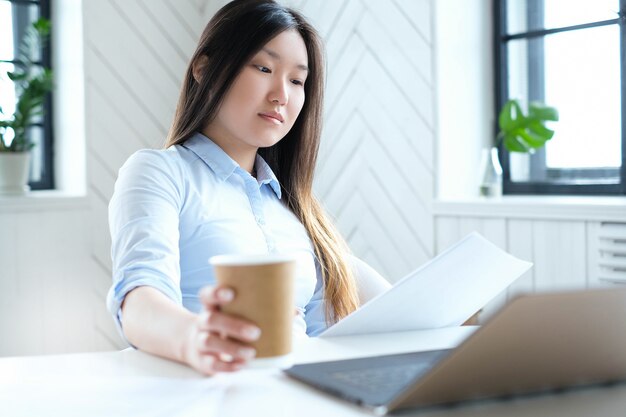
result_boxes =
[258,111,284,123]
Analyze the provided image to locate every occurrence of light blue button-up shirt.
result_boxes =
[107,132,327,340]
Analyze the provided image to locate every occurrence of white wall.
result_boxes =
[285,0,436,280]
[435,0,494,200]
[53,0,86,195]
[0,198,112,355]
[83,0,232,352]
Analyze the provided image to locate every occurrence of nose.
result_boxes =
[268,79,288,106]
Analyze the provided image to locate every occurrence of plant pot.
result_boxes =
[0,152,31,195]
[478,147,502,197]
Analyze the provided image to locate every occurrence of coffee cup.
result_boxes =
[209,253,296,368]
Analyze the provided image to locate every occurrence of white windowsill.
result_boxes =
[0,190,90,212]
[433,196,626,222]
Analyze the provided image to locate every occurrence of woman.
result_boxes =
[107,0,366,375]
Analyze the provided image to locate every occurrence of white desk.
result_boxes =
[2,327,625,417]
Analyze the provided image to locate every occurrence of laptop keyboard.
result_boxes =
[329,362,431,394]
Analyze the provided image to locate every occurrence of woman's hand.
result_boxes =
[182,286,261,375]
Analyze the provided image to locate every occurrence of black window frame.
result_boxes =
[0,0,54,190]
[494,0,626,196]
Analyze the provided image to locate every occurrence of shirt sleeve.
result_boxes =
[106,149,184,343]
[303,260,328,336]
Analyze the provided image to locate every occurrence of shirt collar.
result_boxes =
[182,132,282,199]
[254,153,282,199]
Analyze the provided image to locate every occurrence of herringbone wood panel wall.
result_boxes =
[287,0,435,278]
[84,0,435,348]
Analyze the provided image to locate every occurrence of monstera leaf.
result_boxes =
[497,99,559,153]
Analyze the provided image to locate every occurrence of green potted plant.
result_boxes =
[0,18,53,195]
[479,99,559,196]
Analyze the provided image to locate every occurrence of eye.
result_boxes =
[255,65,271,73]
[291,79,304,86]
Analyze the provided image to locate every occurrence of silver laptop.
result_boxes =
[285,288,626,415]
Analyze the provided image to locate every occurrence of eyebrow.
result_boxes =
[261,47,309,72]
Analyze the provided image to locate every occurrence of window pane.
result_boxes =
[0,1,50,190]
[0,1,14,61]
[28,125,44,182]
[0,61,16,123]
[545,0,618,30]
[544,25,621,169]
[1,60,45,128]
[0,0,42,62]
[507,0,618,34]
[506,39,530,101]
[506,25,621,183]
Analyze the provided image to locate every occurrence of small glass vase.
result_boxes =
[478,147,502,197]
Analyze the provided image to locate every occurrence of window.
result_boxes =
[0,0,53,190]
[495,0,625,195]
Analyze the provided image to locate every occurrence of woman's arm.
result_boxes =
[121,285,261,375]
[110,151,261,374]
[350,256,391,305]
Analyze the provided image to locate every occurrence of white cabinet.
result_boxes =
[587,222,626,288]
[434,198,626,323]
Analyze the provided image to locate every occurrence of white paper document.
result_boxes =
[321,232,532,337]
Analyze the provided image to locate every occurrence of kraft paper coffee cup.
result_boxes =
[209,253,296,368]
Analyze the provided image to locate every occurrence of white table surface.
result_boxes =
[2,326,625,417]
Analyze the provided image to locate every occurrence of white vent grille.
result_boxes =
[588,222,626,287]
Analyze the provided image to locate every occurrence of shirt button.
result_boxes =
[256,217,265,225]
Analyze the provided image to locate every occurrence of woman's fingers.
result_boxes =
[199,286,234,308]
[196,353,246,375]
[197,285,261,341]
[191,285,267,376]
[197,331,256,360]
[197,310,261,342]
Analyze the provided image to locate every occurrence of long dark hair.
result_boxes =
[165,0,359,323]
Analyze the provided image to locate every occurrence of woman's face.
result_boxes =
[204,29,309,154]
